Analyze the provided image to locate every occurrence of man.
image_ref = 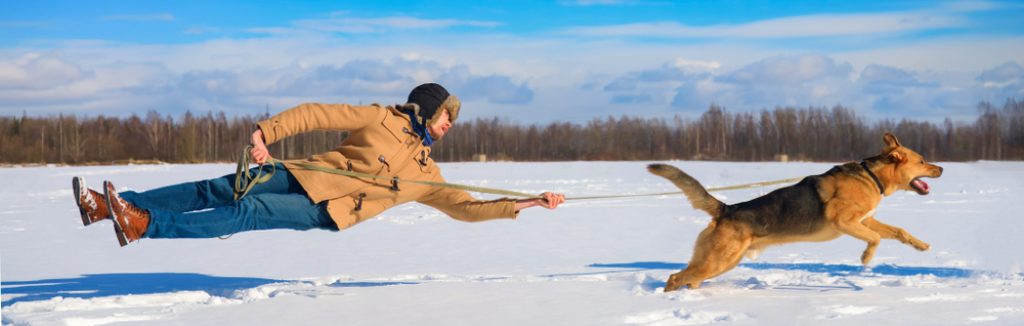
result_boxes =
[73,83,565,246]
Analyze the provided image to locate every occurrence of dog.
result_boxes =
[647,133,943,291]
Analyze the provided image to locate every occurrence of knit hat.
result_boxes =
[406,83,460,124]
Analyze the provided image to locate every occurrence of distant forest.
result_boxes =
[1,99,1022,165]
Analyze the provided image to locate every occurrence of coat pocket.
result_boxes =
[380,113,413,143]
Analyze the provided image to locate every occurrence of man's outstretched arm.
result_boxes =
[418,185,564,222]
[250,103,384,164]
[257,103,383,144]
[514,192,565,211]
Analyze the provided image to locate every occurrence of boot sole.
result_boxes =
[72,177,93,226]
[104,181,129,247]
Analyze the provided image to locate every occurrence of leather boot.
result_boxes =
[73,177,110,226]
[104,181,150,247]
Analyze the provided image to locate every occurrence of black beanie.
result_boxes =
[406,83,450,122]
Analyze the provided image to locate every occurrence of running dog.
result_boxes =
[648,133,943,291]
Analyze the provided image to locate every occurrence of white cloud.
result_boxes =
[975,62,1024,102]
[561,12,965,39]
[610,93,652,104]
[241,14,501,38]
[287,15,501,34]
[0,55,179,115]
[593,55,1024,122]
[0,50,535,116]
[834,36,1024,72]
[0,53,88,90]
[977,62,1024,85]
[594,57,721,98]
[273,59,417,97]
[1,7,1021,123]
[858,64,934,96]
[441,66,534,104]
[669,58,720,73]
[860,64,928,85]
[715,54,852,85]
[3,30,1020,123]
[598,58,713,106]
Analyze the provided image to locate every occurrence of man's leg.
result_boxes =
[119,163,303,213]
[144,192,337,239]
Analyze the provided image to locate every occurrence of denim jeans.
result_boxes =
[119,164,338,239]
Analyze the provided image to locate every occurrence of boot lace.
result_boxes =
[113,193,147,227]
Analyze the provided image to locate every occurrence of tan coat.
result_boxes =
[256,103,518,230]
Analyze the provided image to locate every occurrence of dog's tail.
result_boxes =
[647,163,725,219]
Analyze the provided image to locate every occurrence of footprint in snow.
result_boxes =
[624,308,739,326]
[819,305,878,320]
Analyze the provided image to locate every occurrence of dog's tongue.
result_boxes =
[912,178,930,193]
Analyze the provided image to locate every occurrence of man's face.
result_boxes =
[427,109,452,140]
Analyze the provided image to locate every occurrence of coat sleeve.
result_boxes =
[416,174,519,222]
[256,103,383,145]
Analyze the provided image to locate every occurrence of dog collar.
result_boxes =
[860,161,885,195]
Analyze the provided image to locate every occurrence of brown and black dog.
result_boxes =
[648,133,943,291]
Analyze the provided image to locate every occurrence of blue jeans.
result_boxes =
[119,164,337,239]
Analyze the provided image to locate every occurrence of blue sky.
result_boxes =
[2,0,1022,123]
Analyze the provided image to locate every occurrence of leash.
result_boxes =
[233,147,277,200]
[233,146,802,201]
[234,146,540,200]
[564,177,804,201]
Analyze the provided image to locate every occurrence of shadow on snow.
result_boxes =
[587,261,979,278]
[1,273,423,307]
[584,261,988,292]
[1,273,284,307]
[2,263,986,306]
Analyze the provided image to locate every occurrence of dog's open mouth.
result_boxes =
[910,177,931,195]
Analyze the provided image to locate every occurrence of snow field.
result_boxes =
[3,161,1023,325]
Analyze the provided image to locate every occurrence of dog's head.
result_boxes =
[879,133,943,195]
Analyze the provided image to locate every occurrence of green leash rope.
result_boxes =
[549,177,802,201]
[233,146,277,200]
[560,176,804,201]
[233,146,802,201]
[234,146,540,201]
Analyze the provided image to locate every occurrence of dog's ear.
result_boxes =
[883,133,901,151]
[887,150,906,164]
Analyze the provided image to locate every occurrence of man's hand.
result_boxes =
[515,192,566,211]
[250,129,272,164]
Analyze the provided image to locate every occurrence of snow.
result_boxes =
[2,161,1024,325]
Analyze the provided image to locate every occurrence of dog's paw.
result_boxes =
[664,281,681,292]
[913,241,931,251]
[860,250,875,265]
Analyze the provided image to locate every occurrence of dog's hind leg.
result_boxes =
[863,217,930,251]
[665,222,751,291]
[665,226,715,291]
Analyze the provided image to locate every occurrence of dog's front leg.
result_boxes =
[863,217,930,251]
[831,206,883,265]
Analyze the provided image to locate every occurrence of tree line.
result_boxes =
[1,99,1022,165]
